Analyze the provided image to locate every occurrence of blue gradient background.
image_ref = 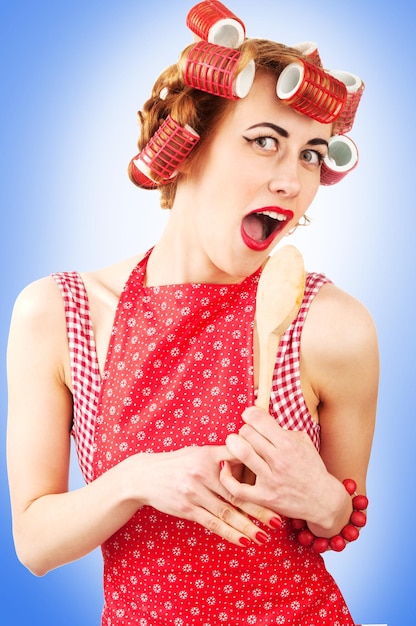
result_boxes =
[1,1,413,624]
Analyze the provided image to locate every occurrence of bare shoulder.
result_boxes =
[11,276,67,335]
[303,282,378,362]
[301,282,379,403]
[8,276,71,383]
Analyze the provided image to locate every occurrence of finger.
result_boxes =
[238,423,278,466]
[219,462,282,531]
[219,459,253,498]
[210,444,245,468]
[238,500,283,531]
[192,488,270,547]
[225,433,270,477]
[242,410,317,468]
[242,406,284,442]
[219,459,260,505]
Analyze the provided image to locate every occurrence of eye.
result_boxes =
[301,148,326,167]
[244,135,278,152]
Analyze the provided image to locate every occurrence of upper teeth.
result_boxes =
[259,210,286,221]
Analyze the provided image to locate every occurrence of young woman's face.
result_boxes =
[176,71,333,281]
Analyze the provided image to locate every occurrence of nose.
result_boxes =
[268,156,301,198]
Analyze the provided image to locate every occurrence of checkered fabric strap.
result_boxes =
[270,272,331,450]
[52,272,101,483]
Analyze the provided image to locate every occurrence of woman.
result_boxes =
[6,6,379,625]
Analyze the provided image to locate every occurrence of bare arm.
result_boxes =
[7,277,281,576]
[6,277,145,575]
[221,283,379,538]
[306,284,378,534]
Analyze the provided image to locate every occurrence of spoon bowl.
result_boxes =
[255,245,306,410]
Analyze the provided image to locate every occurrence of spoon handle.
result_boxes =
[255,331,281,411]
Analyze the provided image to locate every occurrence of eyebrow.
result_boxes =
[308,137,329,148]
[246,122,329,148]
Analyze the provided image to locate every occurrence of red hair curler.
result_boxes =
[276,59,347,124]
[128,160,158,189]
[330,70,364,134]
[129,115,200,188]
[291,41,323,68]
[320,135,359,185]
[183,40,255,100]
[186,0,246,48]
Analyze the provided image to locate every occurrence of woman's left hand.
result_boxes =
[220,406,343,528]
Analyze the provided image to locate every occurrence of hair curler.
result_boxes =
[291,41,323,68]
[186,0,246,48]
[128,160,158,189]
[329,70,364,135]
[276,59,347,124]
[128,115,200,189]
[320,134,359,185]
[183,40,255,99]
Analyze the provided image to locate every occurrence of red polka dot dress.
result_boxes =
[53,249,355,625]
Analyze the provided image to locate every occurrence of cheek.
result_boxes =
[301,175,321,208]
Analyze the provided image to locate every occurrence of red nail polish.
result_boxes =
[270,517,282,529]
[239,537,252,547]
[255,531,269,544]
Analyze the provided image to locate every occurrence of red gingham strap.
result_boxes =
[52,272,101,483]
[270,272,331,450]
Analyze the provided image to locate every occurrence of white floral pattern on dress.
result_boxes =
[53,250,354,625]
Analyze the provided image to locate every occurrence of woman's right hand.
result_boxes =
[126,444,281,547]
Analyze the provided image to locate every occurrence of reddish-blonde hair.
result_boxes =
[129,38,305,208]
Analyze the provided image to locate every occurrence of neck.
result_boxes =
[145,235,246,287]
[144,186,260,287]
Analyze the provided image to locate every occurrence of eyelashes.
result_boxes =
[301,148,326,166]
[243,135,278,152]
[243,134,326,167]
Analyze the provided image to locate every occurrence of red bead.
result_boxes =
[292,519,307,530]
[295,478,369,552]
[343,478,357,495]
[350,510,367,527]
[298,529,314,546]
[329,535,346,552]
[312,537,329,553]
[353,494,369,510]
[342,524,360,542]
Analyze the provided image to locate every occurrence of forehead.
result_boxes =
[221,72,332,140]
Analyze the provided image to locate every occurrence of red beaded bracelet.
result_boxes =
[291,479,368,553]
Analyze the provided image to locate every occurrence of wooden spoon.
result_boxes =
[255,245,306,411]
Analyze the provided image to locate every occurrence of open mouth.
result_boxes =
[241,207,293,251]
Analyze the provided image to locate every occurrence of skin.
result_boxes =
[6,73,379,577]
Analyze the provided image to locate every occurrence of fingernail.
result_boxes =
[255,531,269,544]
[270,517,282,529]
[239,537,252,547]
